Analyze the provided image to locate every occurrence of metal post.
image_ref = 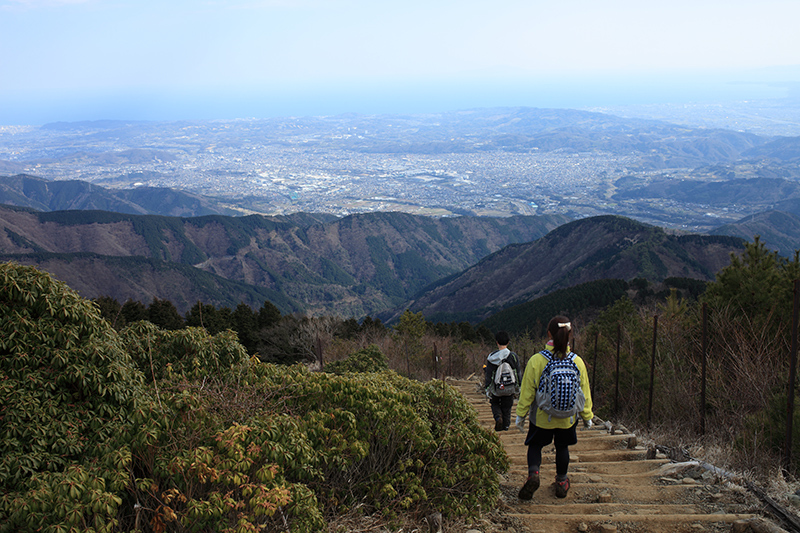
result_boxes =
[648,315,658,428]
[784,280,800,471]
[700,303,708,435]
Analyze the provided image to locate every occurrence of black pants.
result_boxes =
[524,421,578,478]
[490,394,514,430]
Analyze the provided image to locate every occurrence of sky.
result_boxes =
[2,0,800,125]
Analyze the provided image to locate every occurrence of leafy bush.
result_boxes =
[127,362,507,531]
[250,363,508,521]
[324,344,388,374]
[127,383,327,533]
[1,262,507,531]
[0,261,144,532]
[120,321,250,382]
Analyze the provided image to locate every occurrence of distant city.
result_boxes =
[1,100,799,232]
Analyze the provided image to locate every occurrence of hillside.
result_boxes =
[710,210,800,258]
[0,252,300,316]
[0,205,568,316]
[327,107,767,166]
[0,174,244,217]
[742,135,800,161]
[612,176,800,206]
[396,215,745,323]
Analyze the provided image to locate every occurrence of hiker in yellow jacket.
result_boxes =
[515,315,594,500]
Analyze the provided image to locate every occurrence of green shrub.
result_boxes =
[120,321,250,381]
[324,344,389,374]
[0,262,144,532]
[129,393,327,532]
[1,262,507,531]
[251,363,508,521]
[129,363,507,530]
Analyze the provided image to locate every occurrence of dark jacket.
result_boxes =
[484,347,521,395]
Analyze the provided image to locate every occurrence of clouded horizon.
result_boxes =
[2,0,800,125]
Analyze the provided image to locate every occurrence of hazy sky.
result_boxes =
[2,0,800,124]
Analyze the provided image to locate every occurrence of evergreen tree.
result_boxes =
[147,297,184,330]
[703,236,800,328]
[92,295,124,328]
[257,299,281,330]
[394,309,428,339]
[120,298,147,324]
[232,302,258,353]
[185,302,232,335]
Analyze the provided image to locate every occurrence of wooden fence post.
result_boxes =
[647,315,658,428]
[433,342,439,381]
[784,279,800,471]
[701,302,708,435]
[315,334,324,372]
[592,331,598,400]
[615,324,621,414]
[405,342,411,379]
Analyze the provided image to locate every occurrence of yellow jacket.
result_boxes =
[516,344,594,428]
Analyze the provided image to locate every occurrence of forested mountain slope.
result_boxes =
[711,210,800,258]
[397,215,745,323]
[0,205,568,316]
[0,174,245,217]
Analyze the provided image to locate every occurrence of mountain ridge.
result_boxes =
[393,215,745,323]
[0,205,568,316]
[0,174,245,217]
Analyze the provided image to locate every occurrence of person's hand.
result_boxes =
[515,415,526,433]
[583,418,593,429]
[485,389,492,399]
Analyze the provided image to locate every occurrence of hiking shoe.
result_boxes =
[494,419,503,431]
[518,472,540,500]
[555,476,570,498]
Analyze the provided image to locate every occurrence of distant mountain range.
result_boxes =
[317,107,771,167]
[4,107,800,323]
[0,205,567,316]
[0,201,752,323]
[0,174,244,217]
[711,210,800,258]
[31,109,775,167]
[6,171,800,323]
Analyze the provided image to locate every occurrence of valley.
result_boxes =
[2,106,800,321]
[3,107,799,232]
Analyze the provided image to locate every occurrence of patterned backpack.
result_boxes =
[535,350,585,421]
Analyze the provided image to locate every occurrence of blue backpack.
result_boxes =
[535,350,585,421]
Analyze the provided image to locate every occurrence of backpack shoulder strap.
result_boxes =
[540,350,552,361]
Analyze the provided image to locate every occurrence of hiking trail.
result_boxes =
[450,376,789,533]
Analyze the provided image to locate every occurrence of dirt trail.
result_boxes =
[449,377,777,533]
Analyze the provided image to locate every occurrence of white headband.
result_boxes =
[558,322,571,331]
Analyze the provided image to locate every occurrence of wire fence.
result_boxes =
[313,280,800,471]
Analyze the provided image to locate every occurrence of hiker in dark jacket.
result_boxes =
[483,330,521,431]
